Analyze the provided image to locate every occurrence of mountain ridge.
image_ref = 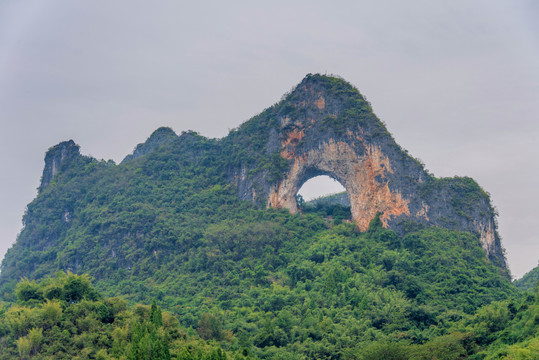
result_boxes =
[27,74,506,273]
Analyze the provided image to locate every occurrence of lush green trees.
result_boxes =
[0,273,241,359]
[0,188,526,359]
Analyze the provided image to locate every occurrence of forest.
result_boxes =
[1,220,537,359]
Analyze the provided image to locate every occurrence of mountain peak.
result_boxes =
[294,73,365,101]
[273,73,381,140]
[122,127,177,163]
[39,140,80,192]
[228,75,505,269]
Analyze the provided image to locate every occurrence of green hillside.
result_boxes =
[515,265,539,292]
[0,139,518,357]
[0,74,536,359]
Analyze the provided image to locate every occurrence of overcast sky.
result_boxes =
[1,1,537,279]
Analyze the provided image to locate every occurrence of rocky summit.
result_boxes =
[226,74,505,268]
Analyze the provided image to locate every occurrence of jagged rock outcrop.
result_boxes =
[122,127,177,163]
[228,74,506,268]
[39,140,81,192]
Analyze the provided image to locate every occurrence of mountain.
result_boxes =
[305,191,350,208]
[121,126,177,163]
[226,74,506,268]
[0,74,525,359]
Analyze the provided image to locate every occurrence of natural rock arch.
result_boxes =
[267,139,409,231]
[277,167,349,214]
[231,74,506,269]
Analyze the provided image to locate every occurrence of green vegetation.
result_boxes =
[515,265,539,292]
[300,192,351,225]
[0,273,239,359]
[306,74,390,139]
[0,158,523,359]
[1,244,537,359]
[419,176,493,219]
[0,74,535,358]
[0,131,526,358]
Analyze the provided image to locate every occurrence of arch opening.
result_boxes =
[296,175,351,224]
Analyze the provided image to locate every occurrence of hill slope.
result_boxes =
[515,265,539,291]
[0,74,518,358]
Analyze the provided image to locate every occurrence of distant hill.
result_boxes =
[515,264,539,291]
[306,191,350,208]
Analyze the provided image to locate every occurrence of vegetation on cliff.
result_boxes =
[0,74,533,359]
[0,162,520,359]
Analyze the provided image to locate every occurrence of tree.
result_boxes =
[15,279,42,303]
[197,313,223,341]
[150,299,163,327]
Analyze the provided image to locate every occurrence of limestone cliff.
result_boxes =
[227,74,506,269]
[39,140,81,192]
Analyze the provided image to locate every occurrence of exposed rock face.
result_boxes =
[269,139,412,231]
[229,74,506,269]
[39,140,81,192]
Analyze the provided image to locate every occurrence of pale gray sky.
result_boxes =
[1,1,537,278]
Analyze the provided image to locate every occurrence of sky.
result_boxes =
[0,1,537,279]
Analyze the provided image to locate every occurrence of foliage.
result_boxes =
[0,137,520,358]
[305,74,390,139]
[2,208,520,359]
[515,264,539,292]
[301,193,351,225]
[419,176,493,220]
[0,273,242,359]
